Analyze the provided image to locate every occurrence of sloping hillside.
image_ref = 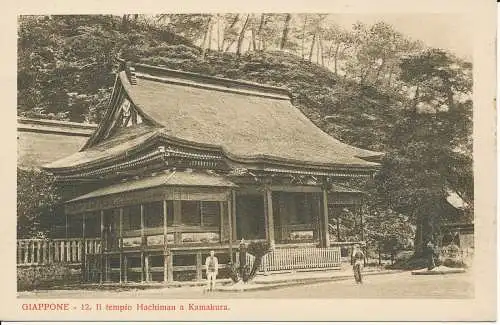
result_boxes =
[18,15,402,153]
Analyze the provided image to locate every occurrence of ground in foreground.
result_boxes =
[18,271,473,299]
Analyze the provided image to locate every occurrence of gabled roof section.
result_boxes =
[45,60,383,172]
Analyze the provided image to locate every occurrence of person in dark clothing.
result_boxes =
[351,244,365,284]
[426,240,436,270]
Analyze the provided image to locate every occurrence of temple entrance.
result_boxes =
[235,194,266,240]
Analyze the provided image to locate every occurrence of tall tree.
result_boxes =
[236,14,250,56]
[280,14,292,50]
[376,49,473,254]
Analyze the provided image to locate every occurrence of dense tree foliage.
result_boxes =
[17,168,63,238]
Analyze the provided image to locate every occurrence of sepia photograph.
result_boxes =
[4,1,496,321]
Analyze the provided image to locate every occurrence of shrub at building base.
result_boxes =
[228,241,272,284]
[17,263,78,291]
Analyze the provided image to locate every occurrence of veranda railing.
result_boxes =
[17,238,101,266]
[241,246,341,274]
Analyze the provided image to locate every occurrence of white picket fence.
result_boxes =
[240,246,341,273]
[17,238,101,266]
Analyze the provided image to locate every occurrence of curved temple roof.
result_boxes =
[44,63,382,172]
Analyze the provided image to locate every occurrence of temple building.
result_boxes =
[21,60,383,283]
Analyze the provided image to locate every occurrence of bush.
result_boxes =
[17,264,76,291]
[442,259,468,269]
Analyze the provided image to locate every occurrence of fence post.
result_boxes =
[30,241,35,264]
[48,240,53,264]
[196,252,203,282]
[17,241,21,264]
[60,241,65,262]
[42,241,48,265]
[72,241,77,262]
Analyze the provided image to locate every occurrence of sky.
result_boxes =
[329,13,473,60]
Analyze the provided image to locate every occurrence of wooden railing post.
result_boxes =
[30,241,35,264]
[144,254,150,282]
[163,201,169,283]
[119,208,123,284]
[167,252,174,282]
[196,252,203,282]
[100,210,104,284]
[82,213,86,281]
[228,191,234,263]
[264,186,275,248]
[49,240,54,264]
[140,204,146,283]
[35,241,40,265]
[320,185,330,248]
[123,255,128,283]
[42,240,47,264]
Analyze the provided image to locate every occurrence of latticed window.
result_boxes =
[180,201,220,227]
[122,205,141,231]
[200,201,220,226]
[144,201,174,227]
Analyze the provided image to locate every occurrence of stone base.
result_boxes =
[411,265,466,275]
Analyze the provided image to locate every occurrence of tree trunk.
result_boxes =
[319,36,325,66]
[316,34,320,63]
[251,27,257,51]
[326,40,335,67]
[280,14,292,50]
[222,14,240,51]
[257,14,265,51]
[336,216,341,241]
[301,16,308,59]
[333,43,341,75]
[207,20,213,52]
[378,242,382,266]
[217,15,221,51]
[200,16,212,58]
[360,68,370,86]
[121,15,129,31]
[386,67,394,87]
[309,33,316,62]
[236,14,250,56]
[374,57,386,84]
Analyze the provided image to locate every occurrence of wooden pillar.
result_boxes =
[231,190,237,241]
[278,193,287,243]
[359,206,364,242]
[82,214,87,282]
[264,186,275,248]
[99,210,104,284]
[140,204,145,282]
[337,216,341,242]
[145,254,150,282]
[219,201,225,242]
[173,201,182,245]
[167,252,174,282]
[321,186,330,248]
[163,200,169,283]
[196,252,203,281]
[119,208,123,284]
[123,255,128,283]
[228,191,235,263]
[65,215,69,239]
